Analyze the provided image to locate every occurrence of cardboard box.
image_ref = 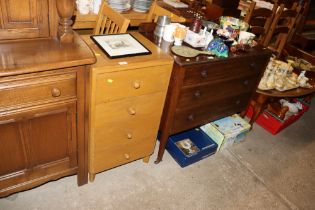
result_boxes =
[165,128,218,167]
[200,114,251,150]
[184,30,207,48]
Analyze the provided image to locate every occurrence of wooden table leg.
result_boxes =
[249,93,269,126]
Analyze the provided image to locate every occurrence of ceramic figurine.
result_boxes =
[279,99,303,119]
[206,38,229,58]
[258,58,312,91]
[297,71,312,88]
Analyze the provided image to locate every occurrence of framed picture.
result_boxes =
[90,33,152,59]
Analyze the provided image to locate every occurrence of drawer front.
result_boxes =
[91,92,166,152]
[0,72,76,111]
[95,65,171,104]
[183,55,267,86]
[92,139,154,173]
[177,75,258,110]
[171,94,250,134]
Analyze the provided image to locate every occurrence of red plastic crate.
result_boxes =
[246,100,309,135]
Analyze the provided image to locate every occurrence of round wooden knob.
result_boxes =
[243,80,249,86]
[194,90,201,98]
[126,133,133,139]
[51,88,61,97]
[128,107,136,115]
[236,100,241,105]
[133,81,141,89]
[124,153,130,159]
[188,114,194,121]
[250,62,256,69]
[201,70,208,78]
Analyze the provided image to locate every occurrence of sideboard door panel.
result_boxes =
[0,102,78,196]
[0,0,49,40]
[0,120,27,176]
[28,105,77,168]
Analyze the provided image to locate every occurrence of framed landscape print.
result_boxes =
[90,33,152,59]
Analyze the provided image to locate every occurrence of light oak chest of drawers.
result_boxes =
[82,33,173,181]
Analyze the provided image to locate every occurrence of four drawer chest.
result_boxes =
[82,33,173,181]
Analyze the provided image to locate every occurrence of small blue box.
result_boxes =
[165,128,218,167]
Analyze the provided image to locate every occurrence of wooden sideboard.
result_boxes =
[0,0,95,197]
[81,33,173,181]
[139,23,271,163]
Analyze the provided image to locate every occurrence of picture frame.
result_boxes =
[90,33,152,59]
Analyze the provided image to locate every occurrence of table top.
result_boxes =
[256,73,315,97]
[257,44,315,98]
[139,22,270,67]
[156,1,204,21]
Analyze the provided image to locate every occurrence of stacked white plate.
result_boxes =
[132,0,153,13]
[107,0,131,13]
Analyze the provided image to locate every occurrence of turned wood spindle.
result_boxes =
[56,0,75,43]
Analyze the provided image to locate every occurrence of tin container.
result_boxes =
[154,16,171,37]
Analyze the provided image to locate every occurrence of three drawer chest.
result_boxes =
[154,45,271,163]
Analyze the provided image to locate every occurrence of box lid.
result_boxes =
[210,114,251,137]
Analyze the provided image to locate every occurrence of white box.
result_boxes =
[200,114,251,151]
[184,30,207,48]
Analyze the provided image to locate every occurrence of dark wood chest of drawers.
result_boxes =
[156,48,271,163]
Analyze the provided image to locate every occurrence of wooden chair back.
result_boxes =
[287,0,311,40]
[93,2,130,35]
[244,0,279,44]
[263,2,303,57]
[146,1,186,23]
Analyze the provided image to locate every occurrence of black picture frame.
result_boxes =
[90,33,152,59]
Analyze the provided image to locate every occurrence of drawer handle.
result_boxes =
[194,90,201,98]
[133,81,141,89]
[250,62,257,69]
[124,153,130,159]
[126,133,133,139]
[51,88,61,97]
[187,114,194,121]
[200,70,208,78]
[243,80,249,86]
[127,107,136,115]
[236,100,241,105]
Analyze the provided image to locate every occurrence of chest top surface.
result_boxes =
[138,23,271,67]
[81,32,174,73]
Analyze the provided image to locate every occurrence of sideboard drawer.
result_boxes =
[0,72,76,111]
[92,92,165,151]
[171,94,250,134]
[183,56,264,86]
[95,65,171,104]
[92,139,155,173]
[177,75,258,110]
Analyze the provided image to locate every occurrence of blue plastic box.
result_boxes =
[165,128,218,167]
